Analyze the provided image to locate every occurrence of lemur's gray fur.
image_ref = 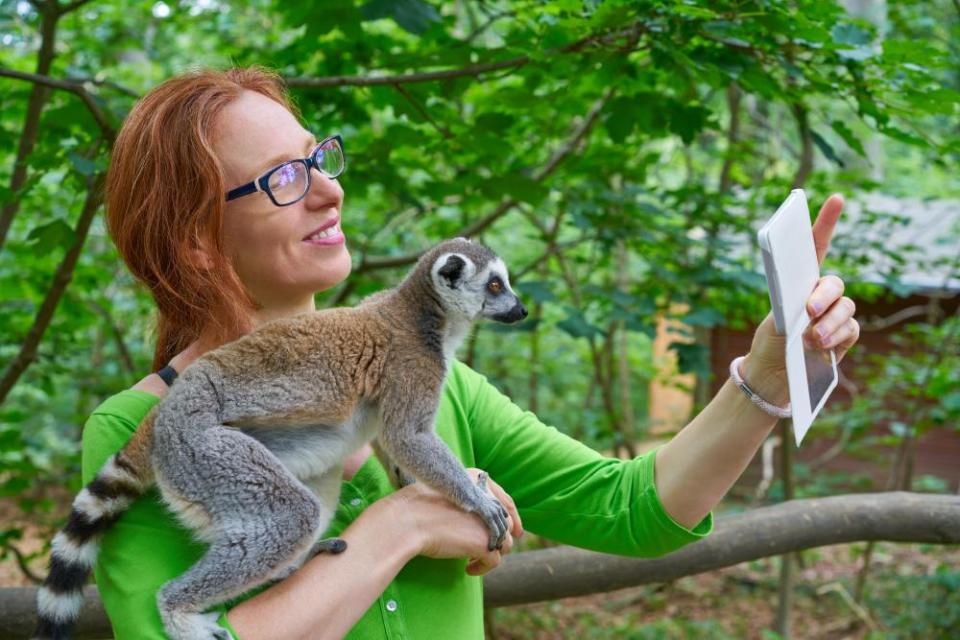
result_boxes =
[35,238,527,640]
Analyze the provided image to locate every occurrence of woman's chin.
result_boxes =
[310,250,353,292]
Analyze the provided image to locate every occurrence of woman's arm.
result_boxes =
[656,195,860,528]
[225,495,418,640]
[653,348,787,529]
[226,470,520,640]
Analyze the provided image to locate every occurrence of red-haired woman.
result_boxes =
[80,67,859,639]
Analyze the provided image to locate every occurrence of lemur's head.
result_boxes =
[427,238,527,324]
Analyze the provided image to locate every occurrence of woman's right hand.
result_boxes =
[382,468,523,576]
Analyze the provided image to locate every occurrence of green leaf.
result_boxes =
[681,307,724,328]
[361,0,441,35]
[557,310,601,339]
[669,341,710,376]
[830,120,866,157]
[515,281,556,304]
[26,219,75,254]
[67,152,97,177]
[811,130,845,167]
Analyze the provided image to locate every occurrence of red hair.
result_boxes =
[105,66,299,370]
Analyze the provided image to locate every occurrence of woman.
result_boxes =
[86,67,859,639]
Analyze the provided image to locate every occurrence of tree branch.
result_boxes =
[285,23,645,90]
[353,89,612,274]
[1,492,955,637]
[0,68,116,142]
[0,172,105,405]
[0,7,60,252]
[484,492,960,607]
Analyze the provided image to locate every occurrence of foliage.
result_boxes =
[1,0,958,611]
[864,564,960,639]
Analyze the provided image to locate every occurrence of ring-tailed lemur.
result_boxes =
[35,238,527,640]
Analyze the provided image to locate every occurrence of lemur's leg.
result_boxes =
[372,438,416,489]
[377,409,509,551]
[271,465,348,581]
[154,426,331,640]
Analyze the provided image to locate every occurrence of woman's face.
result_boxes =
[214,90,350,311]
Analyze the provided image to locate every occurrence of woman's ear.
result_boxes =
[187,232,215,270]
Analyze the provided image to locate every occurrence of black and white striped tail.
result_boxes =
[34,453,148,640]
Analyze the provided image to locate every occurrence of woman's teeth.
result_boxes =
[307,224,339,241]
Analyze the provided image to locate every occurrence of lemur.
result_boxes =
[35,238,527,640]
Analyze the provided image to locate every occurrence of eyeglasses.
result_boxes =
[225,134,345,207]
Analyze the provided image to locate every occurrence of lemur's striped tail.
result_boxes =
[34,412,155,640]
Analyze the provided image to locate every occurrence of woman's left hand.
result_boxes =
[742,194,861,400]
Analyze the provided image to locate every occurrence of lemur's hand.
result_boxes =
[388,468,522,576]
[472,471,511,551]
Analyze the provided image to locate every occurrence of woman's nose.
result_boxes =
[305,167,343,208]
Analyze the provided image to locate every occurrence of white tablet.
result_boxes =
[757,190,838,445]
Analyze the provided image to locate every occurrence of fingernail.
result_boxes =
[817,325,827,338]
[812,302,823,315]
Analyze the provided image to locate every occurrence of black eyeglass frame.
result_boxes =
[225,134,345,207]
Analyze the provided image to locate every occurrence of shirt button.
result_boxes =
[385,599,398,612]
[350,498,362,507]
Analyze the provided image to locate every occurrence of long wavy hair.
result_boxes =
[105,67,299,371]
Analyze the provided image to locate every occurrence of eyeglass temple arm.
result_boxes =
[226,181,260,201]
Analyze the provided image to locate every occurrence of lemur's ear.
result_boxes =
[437,254,467,288]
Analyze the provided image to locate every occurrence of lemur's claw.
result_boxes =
[313,537,347,555]
[473,471,508,551]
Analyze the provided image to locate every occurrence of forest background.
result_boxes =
[1,0,958,638]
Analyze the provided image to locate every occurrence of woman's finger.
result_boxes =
[466,548,502,576]
[806,296,857,349]
[806,275,845,319]
[831,317,860,363]
[812,194,844,266]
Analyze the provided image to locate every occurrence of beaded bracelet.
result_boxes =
[729,355,791,419]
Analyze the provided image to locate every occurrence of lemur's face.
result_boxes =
[431,251,527,324]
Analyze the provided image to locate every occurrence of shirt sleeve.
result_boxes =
[81,394,238,640]
[451,361,712,558]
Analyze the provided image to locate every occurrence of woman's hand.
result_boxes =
[743,194,861,400]
[382,468,523,576]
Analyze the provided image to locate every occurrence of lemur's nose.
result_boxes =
[518,303,528,319]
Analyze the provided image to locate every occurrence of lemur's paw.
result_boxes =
[313,537,347,555]
[472,482,509,551]
[161,610,228,640]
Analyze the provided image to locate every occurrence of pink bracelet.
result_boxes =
[729,355,791,418]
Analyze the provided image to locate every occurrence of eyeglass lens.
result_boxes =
[267,138,344,206]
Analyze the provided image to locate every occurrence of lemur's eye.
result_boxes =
[487,279,502,294]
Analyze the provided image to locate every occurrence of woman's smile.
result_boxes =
[302,216,345,246]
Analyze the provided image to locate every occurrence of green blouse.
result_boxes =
[82,360,712,639]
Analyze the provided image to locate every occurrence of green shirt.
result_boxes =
[82,361,712,639]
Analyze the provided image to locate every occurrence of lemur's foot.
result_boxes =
[392,465,417,488]
[311,537,347,555]
[474,472,509,551]
[160,609,229,640]
[270,538,349,584]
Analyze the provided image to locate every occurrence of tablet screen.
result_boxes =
[804,344,836,412]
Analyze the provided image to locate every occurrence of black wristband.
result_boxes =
[156,364,179,387]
